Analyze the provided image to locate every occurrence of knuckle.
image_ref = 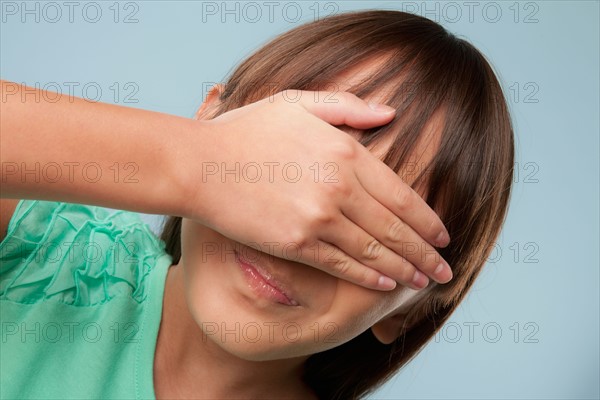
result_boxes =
[337,91,357,104]
[284,227,309,249]
[362,239,382,261]
[324,180,352,198]
[396,260,416,283]
[356,268,376,287]
[386,219,406,243]
[395,188,413,211]
[307,204,335,226]
[331,138,358,161]
[331,258,352,276]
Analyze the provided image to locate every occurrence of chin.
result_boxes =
[212,337,313,362]
[180,223,391,361]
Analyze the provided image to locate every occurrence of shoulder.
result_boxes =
[0,200,172,306]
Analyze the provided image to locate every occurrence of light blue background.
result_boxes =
[1,1,598,398]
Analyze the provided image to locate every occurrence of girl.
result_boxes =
[1,10,514,400]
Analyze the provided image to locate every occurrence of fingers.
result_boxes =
[289,89,449,245]
[231,89,451,292]
[290,90,397,129]
[295,239,399,291]
[318,216,433,291]
[355,155,451,248]
[340,188,453,285]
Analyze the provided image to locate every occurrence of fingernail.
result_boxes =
[368,102,395,113]
[434,262,453,283]
[378,275,397,290]
[435,230,450,247]
[411,270,429,289]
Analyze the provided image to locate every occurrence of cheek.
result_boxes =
[180,219,227,291]
[180,220,233,327]
[178,220,342,360]
[318,280,400,344]
[178,219,403,360]
[180,222,280,359]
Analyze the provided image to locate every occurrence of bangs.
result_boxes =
[162,10,514,400]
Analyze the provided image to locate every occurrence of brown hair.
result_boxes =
[160,10,514,400]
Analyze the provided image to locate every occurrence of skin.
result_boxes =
[0,67,451,398]
[153,59,445,399]
[0,79,452,291]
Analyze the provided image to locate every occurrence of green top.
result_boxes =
[0,200,173,400]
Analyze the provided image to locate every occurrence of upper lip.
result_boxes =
[234,249,300,306]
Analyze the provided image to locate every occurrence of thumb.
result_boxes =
[295,90,396,129]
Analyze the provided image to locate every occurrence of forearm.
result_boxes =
[0,80,195,216]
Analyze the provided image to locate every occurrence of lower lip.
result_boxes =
[234,252,298,306]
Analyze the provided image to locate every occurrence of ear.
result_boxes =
[370,312,411,345]
[370,286,433,345]
[194,83,225,120]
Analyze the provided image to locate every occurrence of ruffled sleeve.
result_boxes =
[0,200,172,306]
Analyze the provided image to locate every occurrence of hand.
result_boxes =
[181,90,452,291]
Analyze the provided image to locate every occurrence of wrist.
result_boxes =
[161,117,215,222]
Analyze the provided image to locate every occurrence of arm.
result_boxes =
[0,199,19,241]
[1,81,452,291]
[0,80,194,216]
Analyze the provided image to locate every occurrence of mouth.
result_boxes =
[234,250,300,307]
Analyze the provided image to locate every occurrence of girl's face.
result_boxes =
[180,61,444,361]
